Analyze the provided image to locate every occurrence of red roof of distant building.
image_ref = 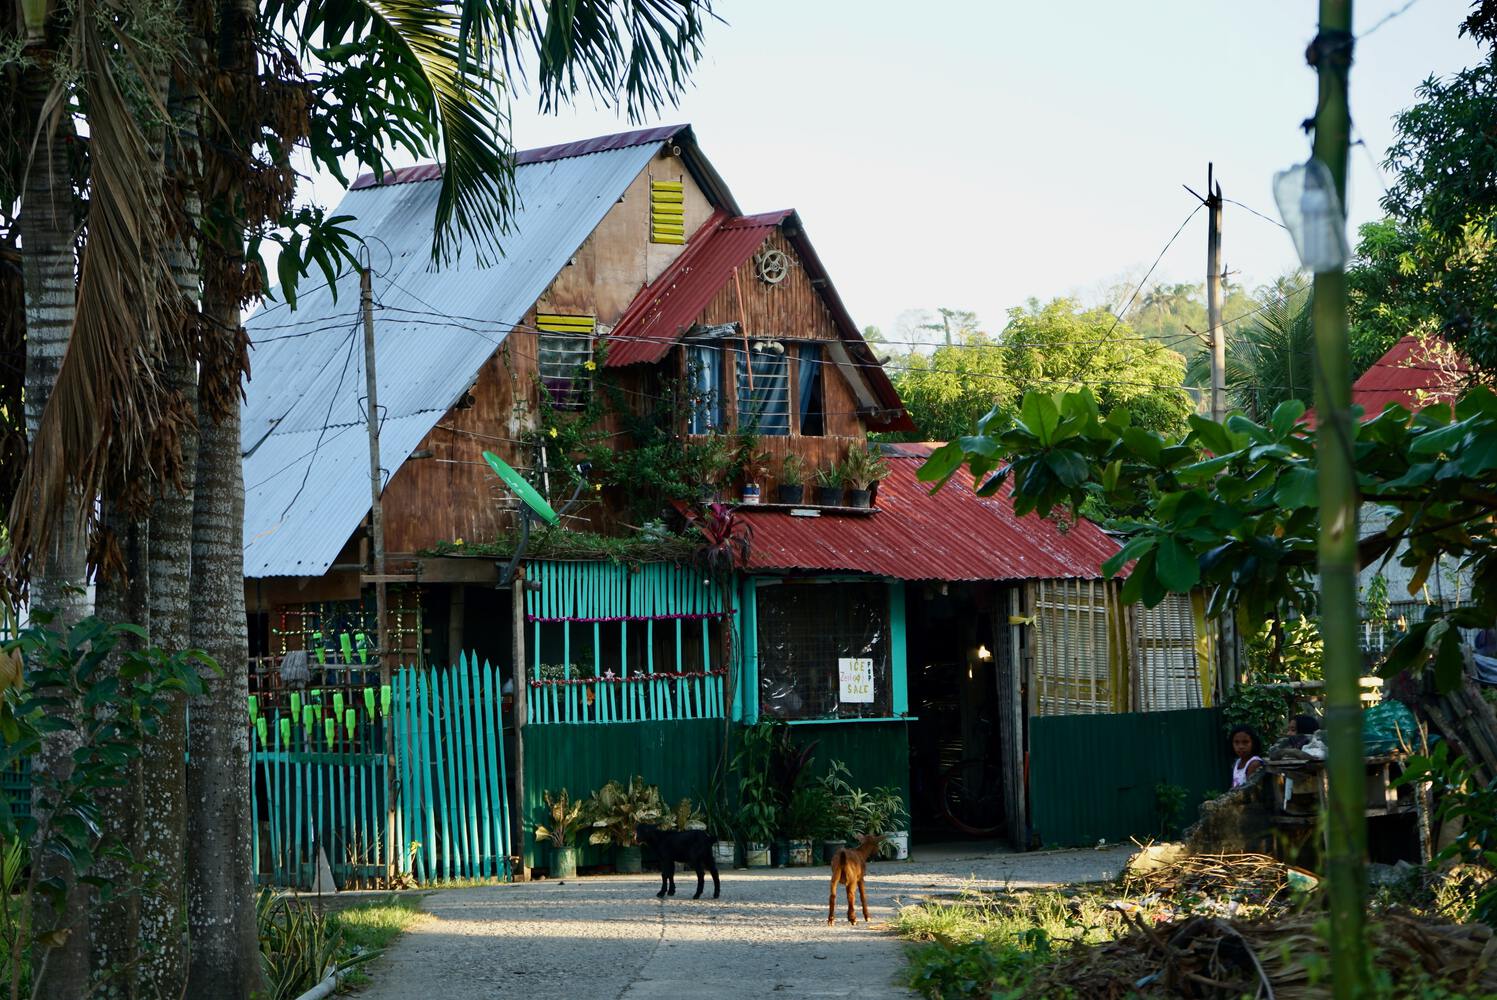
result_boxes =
[741,444,1119,581]
[1352,335,1467,415]
[605,210,914,432]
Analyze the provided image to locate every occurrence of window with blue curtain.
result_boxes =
[797,343,825,436]
[736,344,790,435]
[687,343,723,434]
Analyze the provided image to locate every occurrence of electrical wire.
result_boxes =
[1224,198,1288,231]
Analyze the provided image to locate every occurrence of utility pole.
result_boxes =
[1306,2,1365,995]
[361,265,395,886]
[1206,165,1226,422]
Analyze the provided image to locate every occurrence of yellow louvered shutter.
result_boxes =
[536,313,596,407]
[650,179,686,244]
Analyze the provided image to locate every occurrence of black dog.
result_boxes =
[635,823,720,899]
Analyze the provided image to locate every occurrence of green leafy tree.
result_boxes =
[889,299,1194,443]
[1185,287,1315,422]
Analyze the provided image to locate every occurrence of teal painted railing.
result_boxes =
[526,561,731,725]
[251,652,512,886]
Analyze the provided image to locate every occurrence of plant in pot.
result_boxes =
[732,723,778,867]
[662,797,707,832]
[866,786,912,860]
[777,453,807,505]
[782,784,834,867]
[738,439,769,505]
[692,436,736,503]
[814,462,844,507]
[768,723,818,866]
[583,776,665,875]
[698,775,738,867]
[535,788,583,878]
[840,443,890,509]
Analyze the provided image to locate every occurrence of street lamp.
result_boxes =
[1273,159,1351,273]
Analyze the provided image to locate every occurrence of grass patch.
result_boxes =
[894,888,1122,1000]
[326,895,426,989]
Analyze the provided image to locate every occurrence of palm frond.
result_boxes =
[10,1,176,572]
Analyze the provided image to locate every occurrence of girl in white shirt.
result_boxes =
[1230,725,1264,788]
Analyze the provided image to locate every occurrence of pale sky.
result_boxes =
[301,0,1484,340]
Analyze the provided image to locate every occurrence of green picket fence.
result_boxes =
[392,653,512,882]
[250,681,394,887]
[251,652,512,887]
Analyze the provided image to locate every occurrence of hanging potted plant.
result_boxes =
[814,463,844,507]
[841,443,890,509]
[535,788,583,878]
[732,723,778,868]
[584,776,665,875]
[777,453,807,505]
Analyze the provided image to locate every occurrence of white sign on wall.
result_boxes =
[838,657,875,703]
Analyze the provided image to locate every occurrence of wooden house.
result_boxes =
[241,124,1220,874]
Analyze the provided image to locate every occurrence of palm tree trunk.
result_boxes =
[19,56,93,1000]
[183,0,266,989]
[89,514,147,999]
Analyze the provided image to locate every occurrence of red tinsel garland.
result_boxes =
[529,669,728,687]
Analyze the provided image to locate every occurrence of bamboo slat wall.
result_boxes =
[524,560,730,724]
[1131,593,1211,711]
[1031,579,1117,716]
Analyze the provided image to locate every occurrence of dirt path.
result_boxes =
[354,846,1133,1000]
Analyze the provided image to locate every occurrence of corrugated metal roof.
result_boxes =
[1352,335,1467,414]
[604,210,914,432]
[605,210,787,366]
[242,139,666,577]
[742,443,1119,581]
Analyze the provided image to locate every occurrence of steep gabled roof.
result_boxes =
[604,210,913,432]
[241,126,732,578]
[743,443,1119,581]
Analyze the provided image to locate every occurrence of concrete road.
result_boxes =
[354,845,1133,1000]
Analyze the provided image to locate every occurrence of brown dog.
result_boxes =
[827,834,885,925]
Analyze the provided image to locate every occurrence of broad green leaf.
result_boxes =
[1155,536,1200,591]
[1020,393,1061,446]
[1103,535,1156,578]
[917,442,966,484]
[1269,400,1307,438]
[1044,450,1090,487]
[1274,468,1319,510]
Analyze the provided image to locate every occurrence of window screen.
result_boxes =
[757,581,891,720]
[797,343,825,436]
[687,343,724,434]
[537,313,595,407]
[736,345,790,436]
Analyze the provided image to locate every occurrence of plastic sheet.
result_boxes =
[757,581,890,720]
[1363,699,1421,755]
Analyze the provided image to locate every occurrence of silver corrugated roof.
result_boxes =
[242,139,665,577]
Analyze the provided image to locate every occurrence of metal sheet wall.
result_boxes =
[1028,707,1231,849]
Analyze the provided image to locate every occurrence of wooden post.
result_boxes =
[511,567,529,880]
[1206,164,1225,423]
[359,266,395,887]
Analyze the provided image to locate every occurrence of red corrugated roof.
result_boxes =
[605,210,914,432]
[742,443,1120,581]
[351,124,691,190]
[1352,335,1467,415]
[605,210,788,366]
[1305,336,1469,428]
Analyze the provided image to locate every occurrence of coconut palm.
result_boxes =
[1187,288,1315,422]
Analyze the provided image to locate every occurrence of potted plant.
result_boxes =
[769,724,818,866]
[732,723,778,867]
[866,786,912,860]
[814,463,844,507]
[693,436,736,502]
[698,776,738,867]
[583,776,665,874]
[817,760,874,862]
[841,443,890,509]
[662,796,707,833]
[777,454,807,505]
[535,788,583,878]
[782,784,833,867]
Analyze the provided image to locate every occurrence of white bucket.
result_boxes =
[887,830,910,860]
[713,841,735,866]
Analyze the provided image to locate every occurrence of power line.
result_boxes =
[1224,198,1288,231]
[1359,0,1422,38]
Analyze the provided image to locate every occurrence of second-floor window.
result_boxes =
[797,343,825,436]
[537,313,596,408]
[687,343,724,434]
[736,342,790,436]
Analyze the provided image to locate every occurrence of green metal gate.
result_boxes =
[1028,707,1231,848]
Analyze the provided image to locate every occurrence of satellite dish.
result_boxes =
[483,451,560,526]
[482,450,591,585]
